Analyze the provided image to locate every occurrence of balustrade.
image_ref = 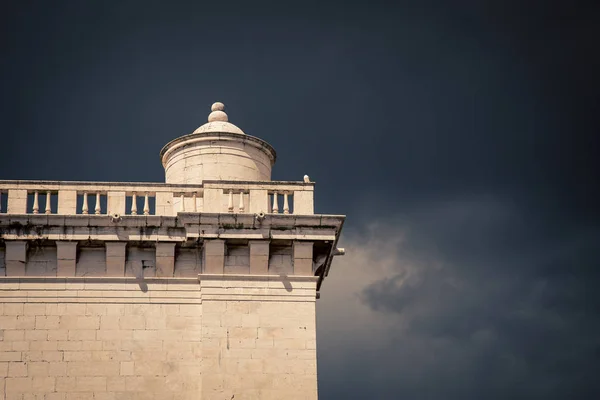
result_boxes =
[270,191,293,214]
[0,179,314,216]
[226,190,246,213]
[172,191,200,213]
[125,192,154,215]
[79,192,106,215]
[208,182,310,215]
[27,191,56,214]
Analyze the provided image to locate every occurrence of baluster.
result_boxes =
[143,192,150,215]
[82,192,89,215]
[131,192,137,215]
[45,191,52,214]
[32,191,39,214]
[95,192,101,215]
[272,192,279,213]
[192,192,197,212]
[180,194,185,212]
[228,190,234,213]
[283,193,290,214]
[238,191,244,213]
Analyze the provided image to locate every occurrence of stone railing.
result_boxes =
[0,179,314,216]
[201,180,314,215]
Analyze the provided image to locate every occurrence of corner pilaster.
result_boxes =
[293,241,314,276]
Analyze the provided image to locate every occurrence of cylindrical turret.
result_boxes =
[160,102,276,184]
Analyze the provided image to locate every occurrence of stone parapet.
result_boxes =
[0,179,315,216]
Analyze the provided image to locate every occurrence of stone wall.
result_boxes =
[0,275,319,400]
[0,278,203,400]
[0,208,334,399]
[200,276,318,400]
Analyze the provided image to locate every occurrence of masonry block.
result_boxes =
[203,240,224,274]
[202,188,223,213]
[293,190,314,215]
[293,241,313,276]
[5,241,27,276]
[106,191,126,215]
[250,240,270,275]
[6,189,27,214]
[56,241,77,277]
[57,190,77,214]
[293,241,313,260]
[249,189,269,214]
[155,243,176,277]
[105,242,126,276]
[155,192,175,216]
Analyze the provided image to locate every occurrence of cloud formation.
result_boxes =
[318,195,600,399]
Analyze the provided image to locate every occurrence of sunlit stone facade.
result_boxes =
[0,103,345,399]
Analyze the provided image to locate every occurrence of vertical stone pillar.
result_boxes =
[56,241,77,276]
[155,192,175,216]
[156,242,176,277]
[203,240,225,274]
[293,190,314,215]
[203,188,223,213]
[249,240,269,274]
[106,242,127,276]
[5,241,27,276]
[7,189,27,214]
[107,191,126,215]
[57,190,77,214]
[249,189,268,214]
[293,241,314,276]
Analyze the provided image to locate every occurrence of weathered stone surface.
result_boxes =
[56,242,77,277]
[155,243,175,277]
[57,190,77,215]
[0,275,318,398]
[5,241,27,276]
[105,243,126,277]
[293,241,314,276]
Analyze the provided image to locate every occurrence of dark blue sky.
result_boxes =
[2,1,599,398]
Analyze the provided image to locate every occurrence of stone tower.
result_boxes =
[0,103,345,399]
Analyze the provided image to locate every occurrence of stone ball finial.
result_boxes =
[211,102,225,112]
[208,102,228,122]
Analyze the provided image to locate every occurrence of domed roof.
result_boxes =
[193,102,245,134]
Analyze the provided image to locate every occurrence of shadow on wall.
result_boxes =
[280,274,293,292]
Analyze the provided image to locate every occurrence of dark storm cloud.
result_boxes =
[344,3,600,397]
[2,1,599,399]
[319,200,600,399]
